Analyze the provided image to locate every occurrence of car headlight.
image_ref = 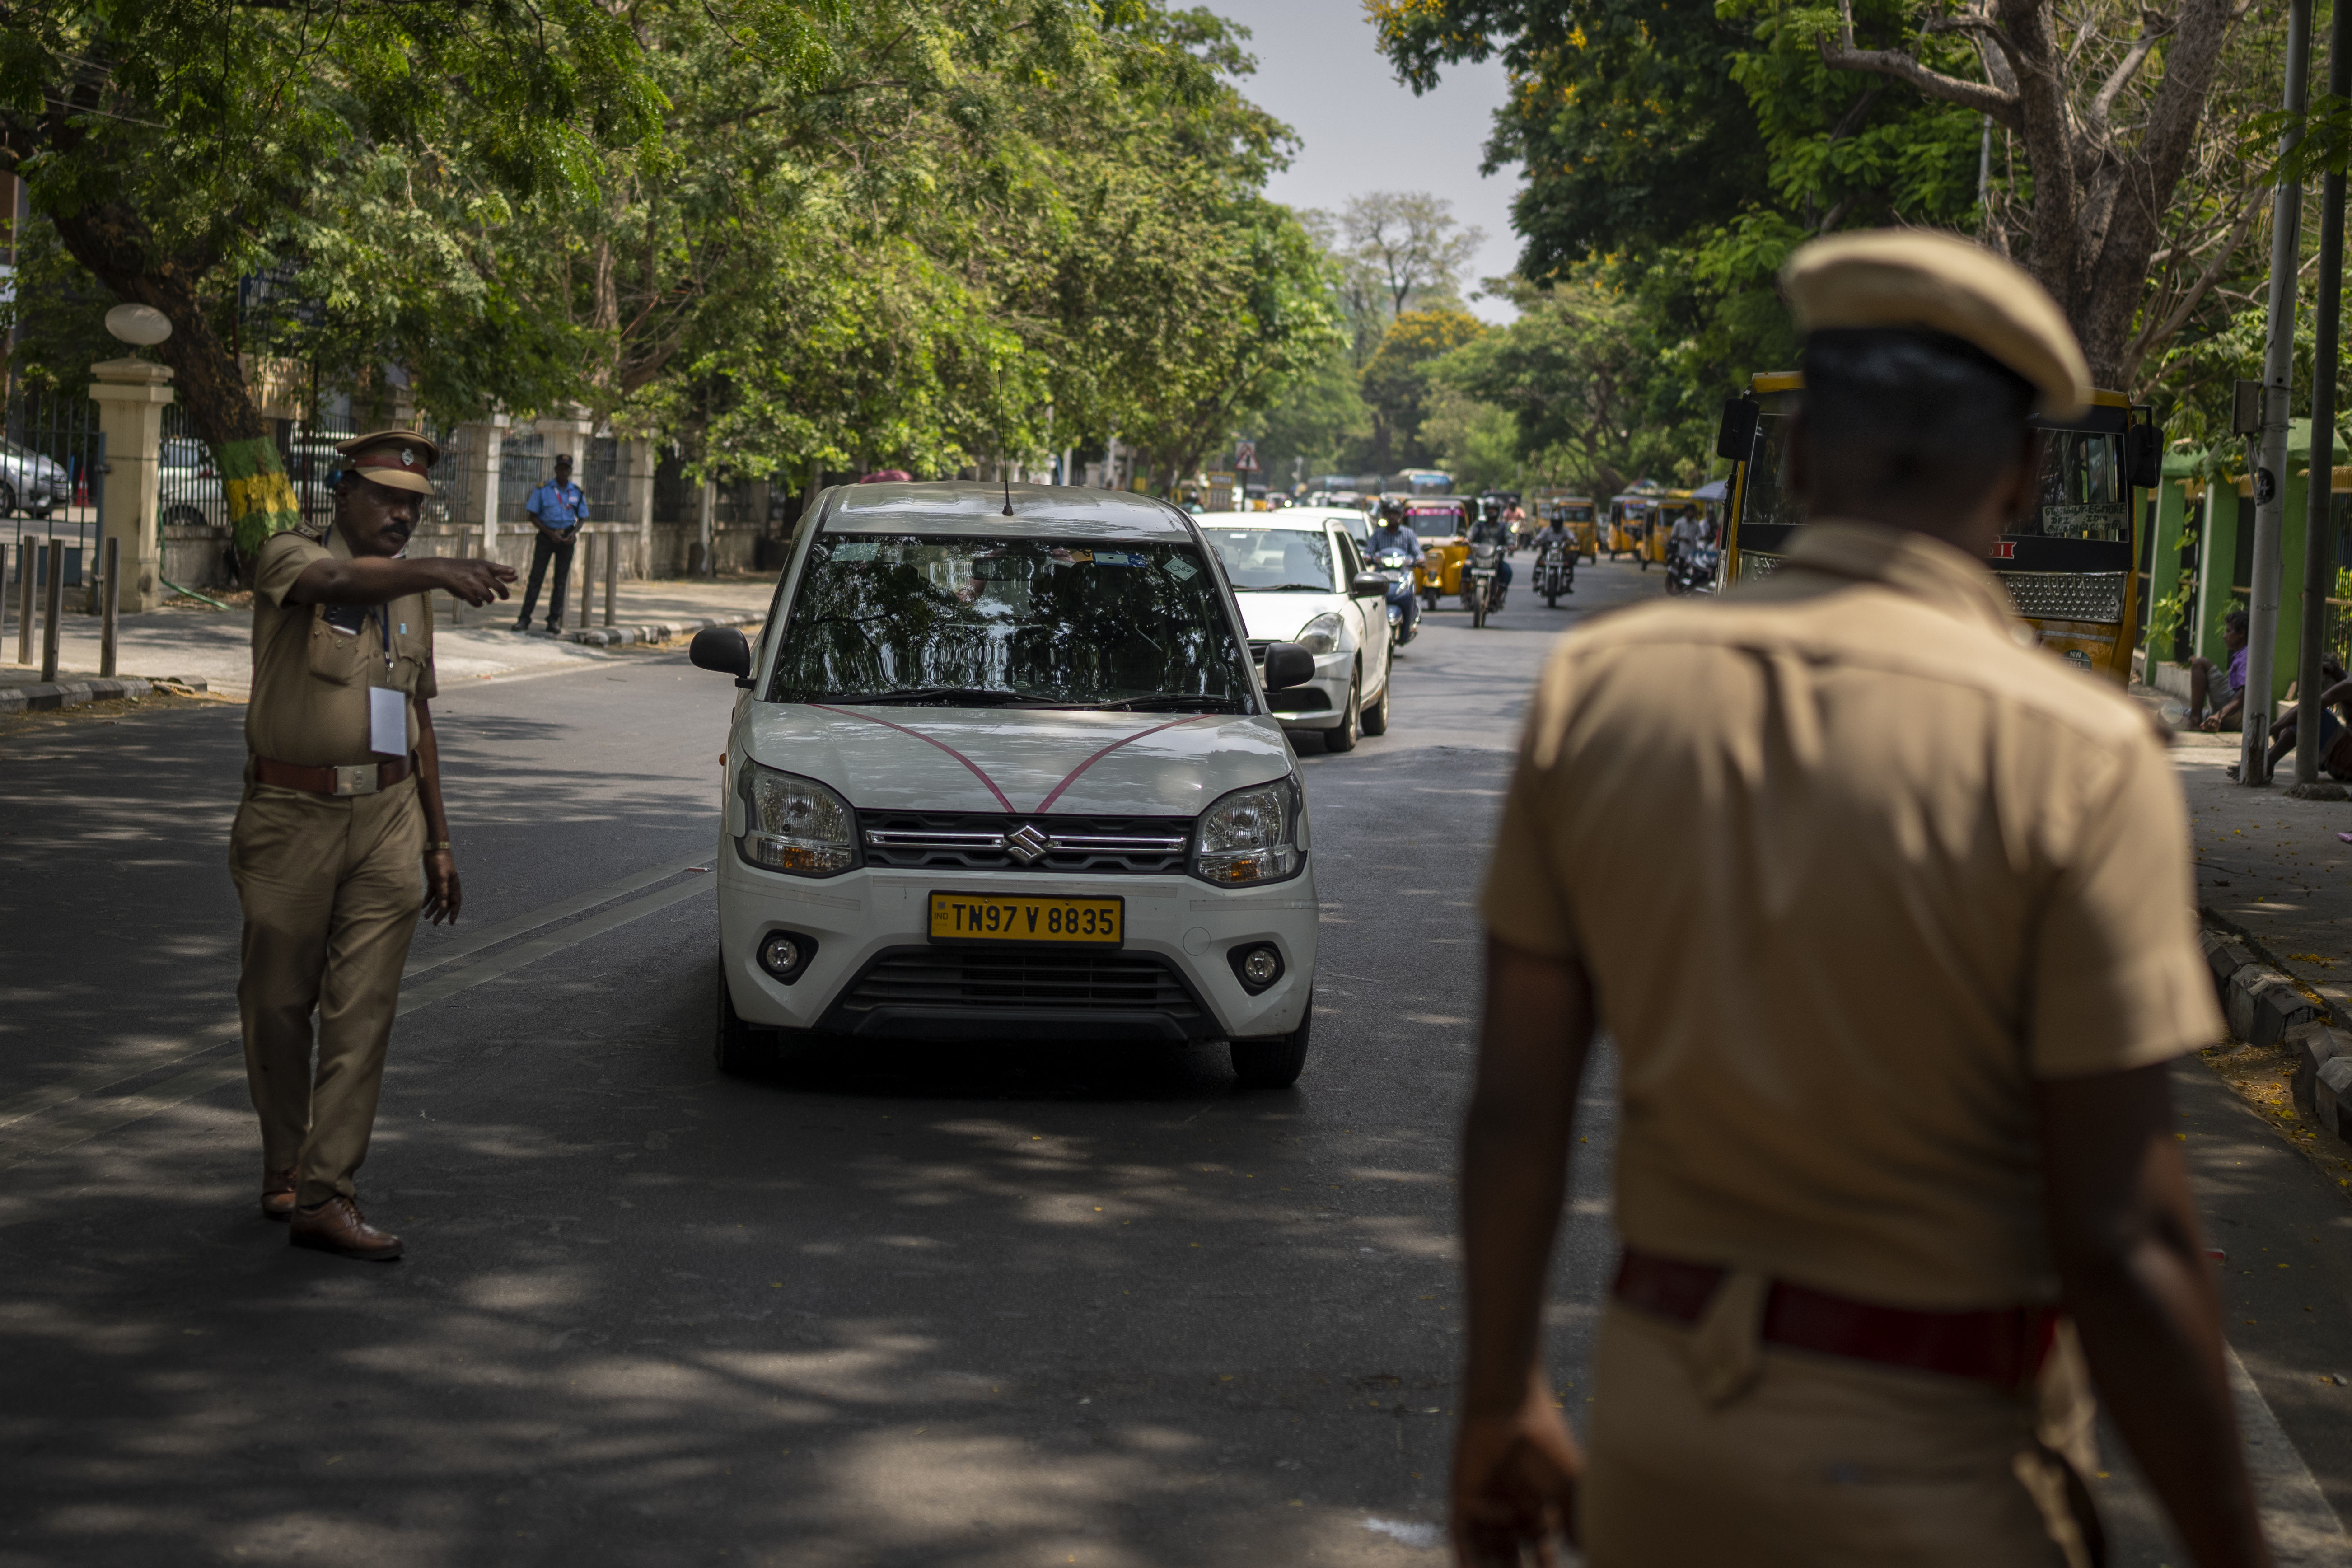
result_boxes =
[736,762,857,876]
[1295,612,1345,656]
[1192,777,1302,885]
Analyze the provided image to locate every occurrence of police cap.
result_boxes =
[336,430,440,496]
[1781,230,2090,418]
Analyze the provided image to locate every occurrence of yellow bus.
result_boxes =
[1716,372,2162,680]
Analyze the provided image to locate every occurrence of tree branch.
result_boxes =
[2090,11,2176,131]
[1818,41,2023,126]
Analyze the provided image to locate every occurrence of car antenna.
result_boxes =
[1002,472,1014,517]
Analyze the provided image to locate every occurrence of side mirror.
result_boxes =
[2124,421,2164,489]
[1349,572,1391,600]
[1716,397,1759,462]
[1262,641,1315,692]
[690,626,755,689]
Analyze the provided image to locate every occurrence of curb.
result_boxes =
[2200,927,2352,1135]
[565,613,761,648]
[0,675,209,714]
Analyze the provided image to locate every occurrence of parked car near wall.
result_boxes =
[0,440,68,518]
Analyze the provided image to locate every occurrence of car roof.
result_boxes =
[1194,510,1340,530]
[821,481,1194,540]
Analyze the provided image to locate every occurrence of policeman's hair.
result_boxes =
[1796,328,2036,509]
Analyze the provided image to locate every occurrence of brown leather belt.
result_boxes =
[253,754,412,797]
[1613,1249,2059,1389]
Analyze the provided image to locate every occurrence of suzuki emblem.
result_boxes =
[1003,824,1051,865]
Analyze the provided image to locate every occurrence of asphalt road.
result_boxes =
[2,553,2349,1566]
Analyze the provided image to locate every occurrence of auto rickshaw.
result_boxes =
[1716,371,2162,680]
[1405,497,1472,608]
[1641,489,1698,570]
[1605,492,1657,561]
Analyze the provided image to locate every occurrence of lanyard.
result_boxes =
[377,605,393,671]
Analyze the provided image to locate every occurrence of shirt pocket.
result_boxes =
[305,606,375,687]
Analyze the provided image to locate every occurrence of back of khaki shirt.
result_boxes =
[1481,522,2220,1309]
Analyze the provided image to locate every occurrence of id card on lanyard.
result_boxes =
[369,608,406,756]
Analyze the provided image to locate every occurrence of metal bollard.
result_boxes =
[580,533,596,629]
[16,543,33,666]
[100,537,120,679]
[603,529,618,627]
[41,537,64,683]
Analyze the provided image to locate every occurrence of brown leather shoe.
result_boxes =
[260,1165,299,1222]
[289,1196,402,1261]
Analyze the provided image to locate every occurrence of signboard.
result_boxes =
[2039,502,2127,542]
[1234,440,1258,473]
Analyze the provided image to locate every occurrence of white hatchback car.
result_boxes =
[1195,510,1395,752]
[690,482,1322,1088]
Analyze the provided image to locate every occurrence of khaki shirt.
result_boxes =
[246,527,437,767]
[1482,520,2220,1309]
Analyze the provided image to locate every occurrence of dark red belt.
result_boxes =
[253,754,412,797]
[1613,1249,2059,1389]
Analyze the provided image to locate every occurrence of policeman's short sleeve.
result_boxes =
[1480,672,1582,960]
[2028,732,2224,1077]
[251,532,328,610]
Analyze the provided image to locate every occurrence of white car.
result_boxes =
[691,481,1322,1088]
[1195,510,1394,752]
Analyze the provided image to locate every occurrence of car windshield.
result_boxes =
[767,532,1251,710]
[1205,528,1337,592]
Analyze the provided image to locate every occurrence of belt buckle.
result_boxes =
[332,764,380,797]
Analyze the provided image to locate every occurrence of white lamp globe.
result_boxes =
[103,304,173,347]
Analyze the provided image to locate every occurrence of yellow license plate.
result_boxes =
[928,892,1124,945]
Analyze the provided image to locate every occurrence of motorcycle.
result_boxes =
[1535,538,1576,606]
[1372,548,1421,645]
[1465,539,1506,627]
[1665,541,1721,597]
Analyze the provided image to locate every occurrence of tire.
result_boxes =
[1230,994,1311,1089]
[162,504,208,530]
[1361,655,1391,736]
[0,481,15,518]
[1546,584,1560,607]
[1325,666,1361,752]
[1471,582,1488,629]
[1422,587,1439,612]
[715,961,776,1077]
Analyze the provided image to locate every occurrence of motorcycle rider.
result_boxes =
[1466,507,1515,597]
[1667,507,1704,573]
[1368,502,1424,640]
[1530,513,1576,597]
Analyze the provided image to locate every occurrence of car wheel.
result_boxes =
[1362,655,1391,736]
[0,481,15,518]
[1325,666,1361,752]
[162,504,207,530]
[1230,995,1311,1089]
[715,960,776,1077]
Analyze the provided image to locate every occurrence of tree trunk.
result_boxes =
[45,200,300,556]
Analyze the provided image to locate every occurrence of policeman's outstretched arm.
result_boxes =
[289,473,517,606]
[1452,936,1594,1568]
[413,698,462,925]
[2039,1066,2269,1567]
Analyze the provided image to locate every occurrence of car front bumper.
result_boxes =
[718,858,1318,1043]
[1268,649,1357,730]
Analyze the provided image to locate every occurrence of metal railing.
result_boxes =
[2,385,103,591]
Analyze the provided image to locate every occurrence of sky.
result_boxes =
[1206,0,1528,324]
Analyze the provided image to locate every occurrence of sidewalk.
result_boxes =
[0,576,776,701]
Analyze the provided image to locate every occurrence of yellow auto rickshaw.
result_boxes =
[1606,492,1656,561]
[1717,371,2161,680]
[1641,489,1697,570]
[1405,497,1473,607]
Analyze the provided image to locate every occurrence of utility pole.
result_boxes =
[2297,0,2352,795]
[2246,0,2313,787]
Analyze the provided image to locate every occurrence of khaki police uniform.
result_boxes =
[230,455,438,1212]
[1478,236,2223,1566]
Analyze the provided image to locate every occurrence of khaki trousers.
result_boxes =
[229,775,424,1208]
[1582,1300,2098,1568]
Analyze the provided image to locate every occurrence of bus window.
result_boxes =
[1741,411,1797,530]
[2028,430,2127,540]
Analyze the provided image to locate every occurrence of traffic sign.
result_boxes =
[1234,439,1258,473]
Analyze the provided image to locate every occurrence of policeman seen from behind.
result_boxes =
[513,451,587,634]
[1453,232,2263,1566]
[233,433,518,1261]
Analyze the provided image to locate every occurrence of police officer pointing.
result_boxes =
[233,432,516,1261]
[1452,233,2267,1565]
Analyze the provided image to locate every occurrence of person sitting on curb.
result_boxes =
[2228,658,2352,782]
[2189,608,2249,730]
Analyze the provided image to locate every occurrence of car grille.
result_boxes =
[1996,571,2126,625]
[838,949,1202,1017]
[860,810,1190,875]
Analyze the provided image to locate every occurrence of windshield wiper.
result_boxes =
[816,687,1062,707]
[1093,694,1244,712]
[1241,582,1336,593]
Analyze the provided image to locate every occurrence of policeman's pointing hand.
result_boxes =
[431,557,518,607]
